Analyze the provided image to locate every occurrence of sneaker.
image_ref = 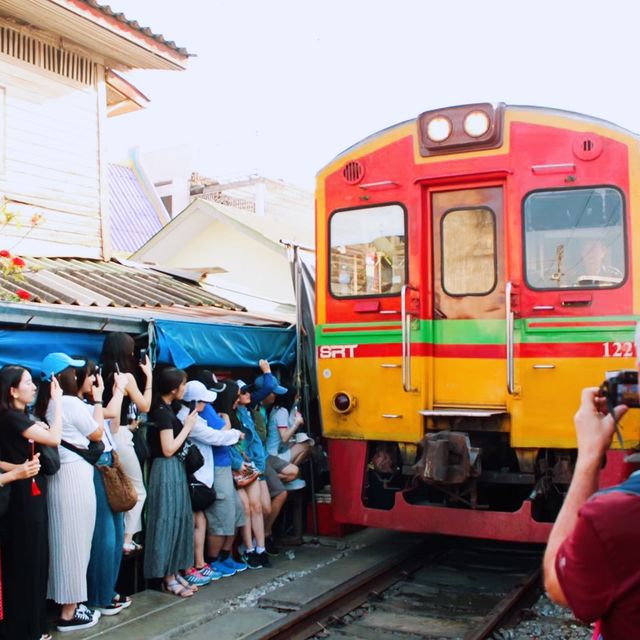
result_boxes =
[78,604,100,620]
[112,594,132,610]
[257,551,272,568]
[283,478,306,490]
[196,565,222,580]
[209,559,236,577]
[93,602,124,616]
[223,556,247,573]
[243,550,263,570]
[265,536,280,557]
[184,567,211,587]
[56,605,100,632]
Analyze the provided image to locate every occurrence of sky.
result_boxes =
[105,0,640,190]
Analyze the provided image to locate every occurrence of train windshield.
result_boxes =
[329,204,406,297]
[523,187,625,289]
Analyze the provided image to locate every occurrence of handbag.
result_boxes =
[97,451,137,513]
[176,440,204,475]
[232,463,260,488]
[60,439,105,465]
[37,443,60,476]
[188,475,216,511]
[132,421,151,463]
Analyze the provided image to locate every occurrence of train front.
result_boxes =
[315,103,640,542]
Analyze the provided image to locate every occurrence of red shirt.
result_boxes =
[556,489,640,640]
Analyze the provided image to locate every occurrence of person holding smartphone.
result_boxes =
[100,333,151,554]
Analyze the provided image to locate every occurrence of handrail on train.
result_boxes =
[401,284,418,392]
[506,281,516,395]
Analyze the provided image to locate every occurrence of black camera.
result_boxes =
[599,370,640,409]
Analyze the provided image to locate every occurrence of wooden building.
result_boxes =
[0,0,188,259]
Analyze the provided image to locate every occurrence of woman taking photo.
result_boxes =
[0,363,62,640]
[144,367,198,597]
[100,333,152,554]
[34,354,108,632]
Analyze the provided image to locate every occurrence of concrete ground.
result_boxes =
[51,528,421,640]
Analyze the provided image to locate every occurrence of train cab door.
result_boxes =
[430,186,507,409]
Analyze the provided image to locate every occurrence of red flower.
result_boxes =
[0,249,10,258]
[16,289,30,300]
[10,256,25,267]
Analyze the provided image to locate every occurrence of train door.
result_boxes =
[430,186,507,408]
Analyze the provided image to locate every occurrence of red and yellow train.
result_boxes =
[315,103,640,542]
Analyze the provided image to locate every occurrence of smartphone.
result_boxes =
[139,348,147,364]
[188,400,197,412]
[93,365,101,387]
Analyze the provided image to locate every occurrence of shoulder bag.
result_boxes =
[188,475,216,511]
[176,440,204,475]
[97,451,137,513]
[232,452,260,488]
[60,439,105,465]
[35,442,60,476]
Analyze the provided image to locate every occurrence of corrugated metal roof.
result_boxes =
[109,164,167,254]
[77,0,189,56]
[0,257,243,310]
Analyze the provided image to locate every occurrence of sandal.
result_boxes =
[162,579,193,598]
[176,573,198,592]
[112,593,132,609]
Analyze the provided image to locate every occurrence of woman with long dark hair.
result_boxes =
[0,363,62,640]
[222,382,271,569]
[144,367,198,597]
[100,333,151,553]
[34,354,106,632]
[74,360,129,616]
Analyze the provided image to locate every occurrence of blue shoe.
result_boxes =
[223,557,247,573]
[209,559,236,577]
[183,567,211,586]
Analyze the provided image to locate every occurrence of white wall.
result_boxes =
[0,54,102,257]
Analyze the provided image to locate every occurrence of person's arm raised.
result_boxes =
[543,387,626,605]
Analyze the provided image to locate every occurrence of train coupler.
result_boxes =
[416,431,481,484]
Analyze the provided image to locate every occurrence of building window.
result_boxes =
[524,187,625,289]
[441,207,496,295]
[330,204,406,298]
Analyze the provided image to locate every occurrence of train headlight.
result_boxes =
[463,110,490,138]
[426,116,452,143]
[332,391,356,414]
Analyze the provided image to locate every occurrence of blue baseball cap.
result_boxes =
[254,374,287,395]
[41,353,85,381]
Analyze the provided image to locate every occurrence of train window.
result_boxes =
[524,187,625,289]
[441,207,496,295]
[329,204,406,297]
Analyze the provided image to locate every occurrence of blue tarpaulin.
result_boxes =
[0,320,296,377]
[0,330,105,378]
[154,320,296,369]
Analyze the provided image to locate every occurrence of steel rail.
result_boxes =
[243,553,427,640]
[463,567,541,640]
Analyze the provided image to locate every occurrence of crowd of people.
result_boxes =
[0,334,312,640]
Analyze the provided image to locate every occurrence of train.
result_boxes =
[314,102,640,542]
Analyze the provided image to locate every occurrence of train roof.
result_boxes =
[319,103,640,174]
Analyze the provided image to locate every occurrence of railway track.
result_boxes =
[250,539,543,640]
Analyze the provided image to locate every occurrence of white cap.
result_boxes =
[183,380,217,403]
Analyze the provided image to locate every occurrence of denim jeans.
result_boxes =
[87,451,124,607]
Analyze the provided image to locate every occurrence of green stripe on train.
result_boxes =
[315,316,637,346]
